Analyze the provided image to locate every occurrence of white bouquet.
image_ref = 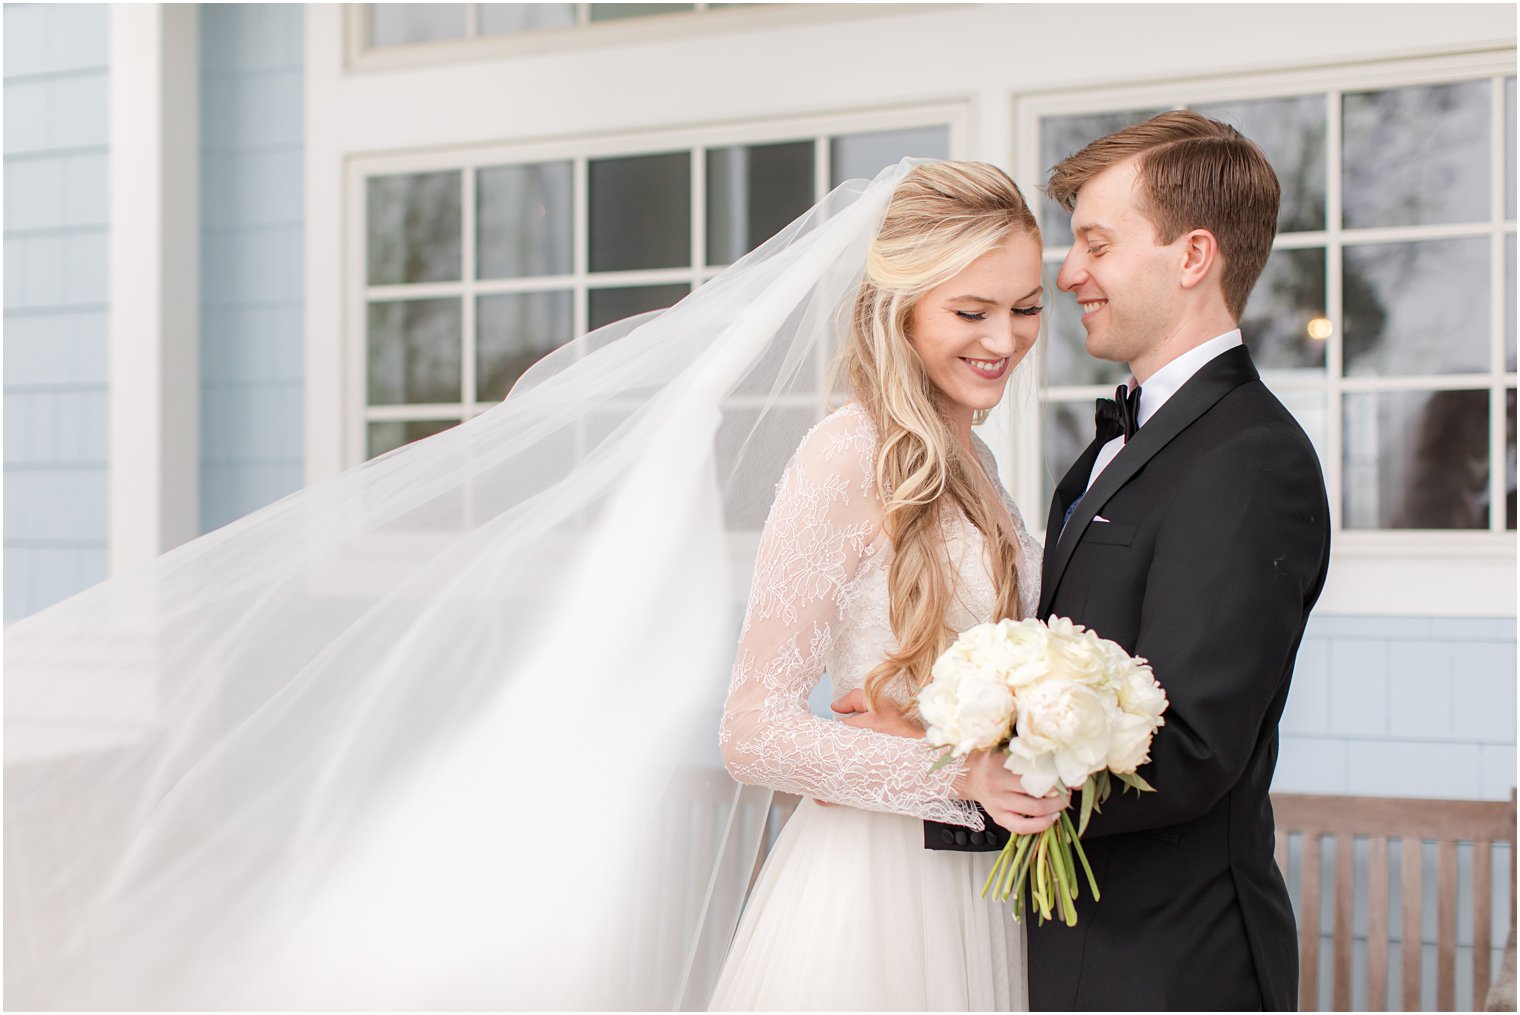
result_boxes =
[917,616,1168,926]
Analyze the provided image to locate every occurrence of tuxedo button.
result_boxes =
[954,830,969,846]
[940,829,955,845]
[969,831,985,845]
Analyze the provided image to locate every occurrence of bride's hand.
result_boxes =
[831,688,924,738]
[954,751,1066,835]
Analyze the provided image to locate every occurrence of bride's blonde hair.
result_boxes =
[830,161,1039,711]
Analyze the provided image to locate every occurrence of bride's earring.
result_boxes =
[972,408,990,426]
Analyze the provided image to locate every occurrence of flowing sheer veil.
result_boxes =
[5,160,923,1009]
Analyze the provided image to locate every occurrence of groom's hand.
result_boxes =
[831,688,924,739]
[956,752,1066,836]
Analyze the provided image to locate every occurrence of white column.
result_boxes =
[304,4,348,483]
[108,3,200,570]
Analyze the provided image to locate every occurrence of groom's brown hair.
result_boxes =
[1046,109,1280,320]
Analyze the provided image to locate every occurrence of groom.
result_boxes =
[850,111,1330,1009]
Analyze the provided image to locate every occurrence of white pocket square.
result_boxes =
[1093,515,1112,523]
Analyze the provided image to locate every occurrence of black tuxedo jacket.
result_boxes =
[926,345,1330,1010]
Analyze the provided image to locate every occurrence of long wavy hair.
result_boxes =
[830,161,1039,711]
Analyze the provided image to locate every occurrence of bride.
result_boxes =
[711,162,1058,1011]
[6,159,1052,1011]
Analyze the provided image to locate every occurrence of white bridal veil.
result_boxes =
[5,160,925,1009]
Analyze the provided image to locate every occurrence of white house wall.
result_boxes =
[3,3,112,621]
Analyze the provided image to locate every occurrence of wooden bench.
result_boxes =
[1272,791,1517,1012]
[737,788,1517,1011]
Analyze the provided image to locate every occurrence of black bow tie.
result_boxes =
[1095,384,1142,443]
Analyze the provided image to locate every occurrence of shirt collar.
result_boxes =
[1131,329,1243,429]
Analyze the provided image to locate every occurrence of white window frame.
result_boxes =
[1013,49,1517,618]
[344,103,968,464]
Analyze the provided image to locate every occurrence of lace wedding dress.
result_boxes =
[711,403,1042,1012]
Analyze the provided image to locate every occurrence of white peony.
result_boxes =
[1003,679,1112,797]
[918,662,1015,757]
[1114,661,1167,723]
[1105,711,1157,773]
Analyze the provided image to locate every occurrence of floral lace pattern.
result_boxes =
[719,404,1043,828]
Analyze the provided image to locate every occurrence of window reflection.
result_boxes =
[1038,108,1166,246]
[1041,264,1129,390]
[478,4,576,33]
[1193,95,1326,233]
[830,127,948,188]
[588,284,690,330]
[477,162,573,279]
[477,291,574,402]
[369,4,468,46]
[366,172,462,285]
[1343,238,1489,377]
[589,153,690,272]
[1343,389,1489,529]
[1041,401,1092,502]
[367,299,463,405]
[1241,247,1327,371]
[368,419,460,460]
[706,141,814,266]
[1343,80,1489,228]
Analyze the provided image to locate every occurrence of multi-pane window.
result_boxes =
[366,3,740,48]
[358,125,950,460]
[1034,72,1517,535]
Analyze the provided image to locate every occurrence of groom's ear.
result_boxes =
[1177,228,1222,292]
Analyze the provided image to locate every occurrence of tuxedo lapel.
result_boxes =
[1039,345,1261,617]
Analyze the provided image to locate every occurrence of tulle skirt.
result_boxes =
[708,799,1026,1011]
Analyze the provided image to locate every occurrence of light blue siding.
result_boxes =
[3,2,111,621]
[198,3,305,534]
[1275,615,1517,800]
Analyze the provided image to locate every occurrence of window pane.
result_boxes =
[1343,238,1489,376]
[1267,387,1330,477]
[1192,95,1326,233]
[830,126,949,188]
[589,3,693,20]
[1041,263,1129,389]
[477,161,573,279]
[479,3,576,34]
[706,141,814,265]
[718,406,815,529]
[1508,77,1516,220]
[1241,247,1327,371]
[1507,233,1516,372]
[367,299,463,405]
[588,283,690,330]
[1508,388,1516,530]
[477,291,574,402]
[369,4,467,46]
[1038,108,1166,246]
[589,153,690,272]
[1042,400,1091,505]
[1342,81,1489,228]
[367,418,460,459]
[1342,389,1489,529]
[367,171,461,285]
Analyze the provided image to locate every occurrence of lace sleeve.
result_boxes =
[719,407,982,828]
[970,431,1043,620]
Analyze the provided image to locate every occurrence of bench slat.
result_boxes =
[1403,836,1423,1011]
[1334,833,1355,1011]
[1369,837,1389,1011]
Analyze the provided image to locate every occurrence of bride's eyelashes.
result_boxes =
[953,306,1043,321]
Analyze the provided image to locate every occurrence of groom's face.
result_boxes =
[1057,158,1185,369]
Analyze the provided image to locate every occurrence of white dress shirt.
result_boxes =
[1084,329,1244,492]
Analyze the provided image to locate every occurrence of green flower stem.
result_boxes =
[1061,810,1101,901]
